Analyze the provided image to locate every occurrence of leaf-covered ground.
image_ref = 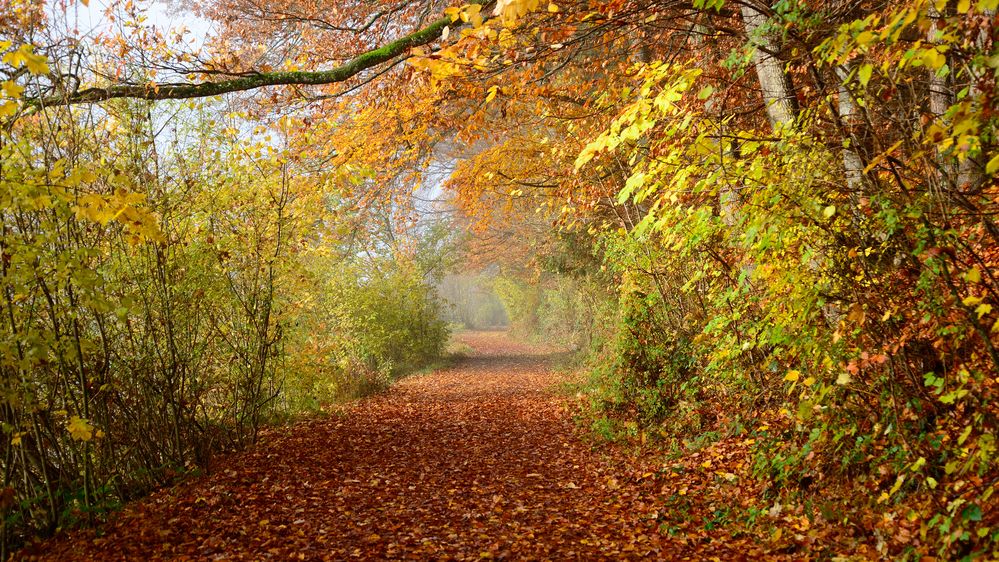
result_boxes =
[19,332,876,560]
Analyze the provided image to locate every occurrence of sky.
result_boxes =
[53,0,213,52]
[43,0,459,223]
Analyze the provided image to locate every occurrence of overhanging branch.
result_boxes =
[29,0,493,108]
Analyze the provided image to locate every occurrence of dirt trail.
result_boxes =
[21,331,752,561]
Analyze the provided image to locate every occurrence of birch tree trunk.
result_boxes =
[740,2,798,130]
[957,8,994,192]
[721,2,799,222]
[836,63,865,193]
[927,5,952,119]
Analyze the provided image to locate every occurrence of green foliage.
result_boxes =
[568,2,999,556]
[275,254,449,416]
[491,233,616,349]
[493,273,609,349]
[0,56,449,551]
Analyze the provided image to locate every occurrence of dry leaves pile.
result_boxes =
[19,332,871,560]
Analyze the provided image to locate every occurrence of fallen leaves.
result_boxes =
[20,332,875,560]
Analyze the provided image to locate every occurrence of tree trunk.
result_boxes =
[927,5,952,118]
[741,2,798,130]
[957,8,994,192]
[835,64,864,193]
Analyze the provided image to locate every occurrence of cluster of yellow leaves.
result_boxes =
[575,64,701,171]
[0,41,48,117]
[0,79,24,117]
[443,0,548,28]
[411,4,506,84]
[74,188,164,245]
[493,0,544,24]
[408,47,467,84]
[10,414,105,445]
[817,0,996,65]
[1,42,49,75]
[445,4,486,28]
[66,416,100,442]
[410,0,559,86]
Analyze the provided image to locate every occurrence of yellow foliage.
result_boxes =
[67,416,95,442]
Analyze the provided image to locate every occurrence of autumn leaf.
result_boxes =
[67,416,95,442]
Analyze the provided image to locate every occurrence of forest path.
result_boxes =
[23,331,761,561]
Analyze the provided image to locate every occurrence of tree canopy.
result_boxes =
[1,0,997,557]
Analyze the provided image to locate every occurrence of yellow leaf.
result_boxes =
[4,45,49,75]
[547,2,559,11]
[498,28,516,48]
[962,295,982,307]
[889,474,905,496]
[797,400,813,420]
[986,153,999,175]
[465,3,483,27]
[2,80,24,99]
[964,267,981,283]
[485,85,499,102]
[957,0,971,12]
[784,370,800,382]
[823,205,836,219]
[857,63,873,87]
[67,416,95,442]
[921,48,945,70]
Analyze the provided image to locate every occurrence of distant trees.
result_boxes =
[436,272,510,329]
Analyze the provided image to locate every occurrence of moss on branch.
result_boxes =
[30,0,492,107]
